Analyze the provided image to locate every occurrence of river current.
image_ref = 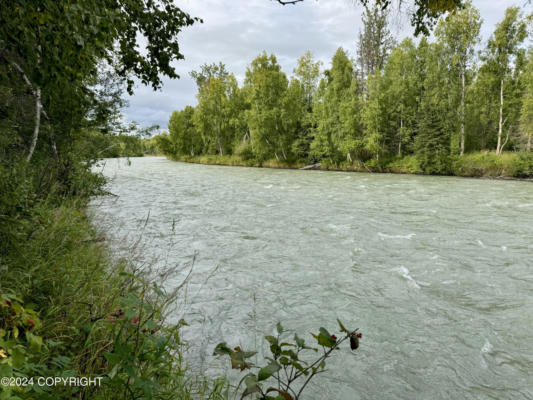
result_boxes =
[91,157,533,400]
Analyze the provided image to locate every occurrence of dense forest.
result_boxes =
[157,3,533,177]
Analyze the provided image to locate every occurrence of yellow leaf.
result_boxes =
[0,349,7,359]
[13,326,19,339]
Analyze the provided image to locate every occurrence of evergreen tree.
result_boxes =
[415,98,451,174]
[357,4,395,82]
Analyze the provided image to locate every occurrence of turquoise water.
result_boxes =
[92,157,533,400]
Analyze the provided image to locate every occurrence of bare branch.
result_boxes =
[274,0,304,5]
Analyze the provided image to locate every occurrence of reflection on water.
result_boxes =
[91,157,533,400]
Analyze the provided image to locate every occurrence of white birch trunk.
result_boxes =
[26,88,42,162]
[460,68,465,156]
[497,79,504,155]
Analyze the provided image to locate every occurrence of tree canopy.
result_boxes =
[274,0,463,35]
[161,4,533,175]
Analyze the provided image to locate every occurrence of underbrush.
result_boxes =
[178,155,304,169]
[174,152,533,179]
[451,151,533,178]
[0,163,226,400]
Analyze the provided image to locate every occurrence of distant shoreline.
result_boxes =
[156,153,533,181]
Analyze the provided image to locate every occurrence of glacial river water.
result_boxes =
[91,157,533,400]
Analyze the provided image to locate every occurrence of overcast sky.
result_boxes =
[123,0,529,131]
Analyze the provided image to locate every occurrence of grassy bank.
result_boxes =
[0,163,225,399]
[173,152,533,179]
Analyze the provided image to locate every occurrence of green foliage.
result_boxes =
[160,8,532,178]
[452,151,533,178]
[245,53,292,162]
[214,322,362,400]
[415,98,451,175]
[159,5,531,179]
[0,168,227,398]
[311,48,363,163]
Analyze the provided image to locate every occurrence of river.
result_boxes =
[91,156,533,400]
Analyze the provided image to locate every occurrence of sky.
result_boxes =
[123,0,529,131]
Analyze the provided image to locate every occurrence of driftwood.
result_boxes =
[299,163,321,170]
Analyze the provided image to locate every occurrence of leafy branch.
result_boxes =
[214,319,362,400]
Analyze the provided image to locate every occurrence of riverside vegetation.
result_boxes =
[156,3,533,179]
[0,1,529,399]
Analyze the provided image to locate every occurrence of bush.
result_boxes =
[386,156,422,174]
[512,152,533,178]
[451,151,533,178]
[234,141,255,161]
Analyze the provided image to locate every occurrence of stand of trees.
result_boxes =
[160,3,533,175]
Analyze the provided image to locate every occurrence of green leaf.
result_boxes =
[265,336,278,346]
[337,318,348,333]
[266,387,294,400]
[10,347,25,368]
[316,327,336,348]
[241,374,261,398]
[104,352,122,367]
[258,360,281,381]
[213,342,232,356]
[291,360,308,375]
[25,332,43,352]
[276,322,283,335]
[294,334,304,348]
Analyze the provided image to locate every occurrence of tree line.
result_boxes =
[158,3,533,174]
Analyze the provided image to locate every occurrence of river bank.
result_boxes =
[170,151,533,179]
[0,161,226,399]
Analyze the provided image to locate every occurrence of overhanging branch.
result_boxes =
[274,0,304,5]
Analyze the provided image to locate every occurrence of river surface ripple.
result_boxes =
[91,157,533,400]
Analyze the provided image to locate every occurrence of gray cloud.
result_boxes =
[123,0,529,131]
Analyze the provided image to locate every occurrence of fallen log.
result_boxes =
[299,163,321,170]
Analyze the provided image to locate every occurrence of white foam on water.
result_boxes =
[264,184,273,189]
[481,339,493,354]
[501,245,507,251]
[477,240,486,248]
[517,203,533,208]
[395,266,420,289]
[378,232,416,240]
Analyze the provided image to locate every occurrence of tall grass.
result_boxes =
[173,152,533,179]
[0,164,227,399]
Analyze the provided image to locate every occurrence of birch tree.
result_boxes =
[435,1,481,155]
